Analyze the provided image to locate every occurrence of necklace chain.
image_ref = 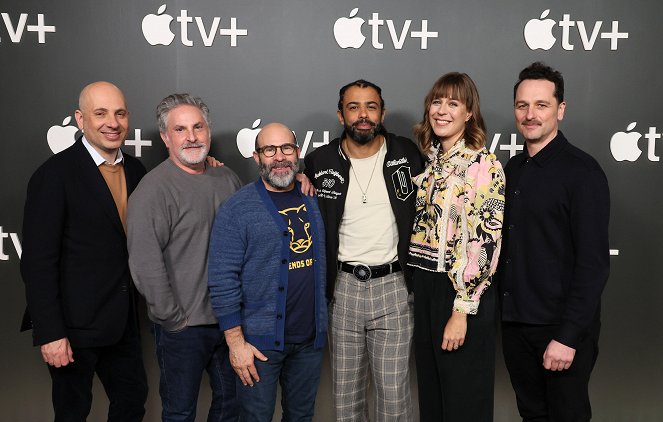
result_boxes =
[349,148,380,204]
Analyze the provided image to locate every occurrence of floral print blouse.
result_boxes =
[408,140,506,314]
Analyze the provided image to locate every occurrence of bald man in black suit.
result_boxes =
[21,81,148,421]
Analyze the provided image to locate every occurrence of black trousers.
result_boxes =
[47,320,148,422]
[501,321,600,422]
[413,269,497,422]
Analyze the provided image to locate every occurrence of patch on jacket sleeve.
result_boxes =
[391,165,414,201]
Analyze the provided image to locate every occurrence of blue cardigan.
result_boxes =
[208,179,327,351]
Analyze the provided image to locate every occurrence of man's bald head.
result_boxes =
[78,81,126,112]
[255,122,296,151]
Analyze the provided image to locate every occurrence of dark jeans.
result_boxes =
[236,341,323,422]
[413,269,497,422]
[502,321,600,422]
[154,324,238,422]
[48,323,148,422]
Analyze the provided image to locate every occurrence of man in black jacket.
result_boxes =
[304,80,423,421]
[21,82,148,421]
[499,62,610,422]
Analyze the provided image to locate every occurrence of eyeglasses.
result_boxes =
[256,143,298,157]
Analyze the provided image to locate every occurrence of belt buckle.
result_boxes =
[353,263,371,281]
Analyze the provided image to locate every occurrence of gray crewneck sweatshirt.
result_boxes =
[127,159,242,331]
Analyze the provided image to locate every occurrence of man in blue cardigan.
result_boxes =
[208,123,327,422]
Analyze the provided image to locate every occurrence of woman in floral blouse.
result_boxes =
[408,72,505,421]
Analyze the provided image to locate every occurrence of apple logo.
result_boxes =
[47,116,78,154]
[142,4,175,46]
[236,118,262,158]
[524,9,556,50]
[334,8,366,49]
[610,122,642,162]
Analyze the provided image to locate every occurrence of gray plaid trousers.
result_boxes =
[329,270,414,421]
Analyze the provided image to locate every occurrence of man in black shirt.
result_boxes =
[499,62,610,421]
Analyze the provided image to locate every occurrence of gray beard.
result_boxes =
[259,160,299,189]
[176,143,209,165]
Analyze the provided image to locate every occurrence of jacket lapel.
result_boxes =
[123,156,141,195]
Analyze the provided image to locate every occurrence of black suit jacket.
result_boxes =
[20,139,146,348]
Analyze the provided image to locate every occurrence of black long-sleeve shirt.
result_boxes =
[498,131,610,348]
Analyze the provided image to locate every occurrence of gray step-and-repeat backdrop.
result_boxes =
[1,0,661,420]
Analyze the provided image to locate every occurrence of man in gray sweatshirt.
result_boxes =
[127,93,241,422]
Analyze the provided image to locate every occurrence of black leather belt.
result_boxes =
[338,261,402,281]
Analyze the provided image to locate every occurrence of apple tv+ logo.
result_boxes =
[523,9,628,51]
[236,119,330,158]
[0,226,21,261]
[333,8,438,50]
[610,122,661,162]
[142,4,247,47]
[0,12,55,44]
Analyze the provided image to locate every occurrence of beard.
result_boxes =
[259,158,299,189]
[344,118,386,145]
[176,143,209,166]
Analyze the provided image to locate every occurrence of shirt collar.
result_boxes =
[82,136,124,166]
[437,138,466,161]
[527,131,568,167]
